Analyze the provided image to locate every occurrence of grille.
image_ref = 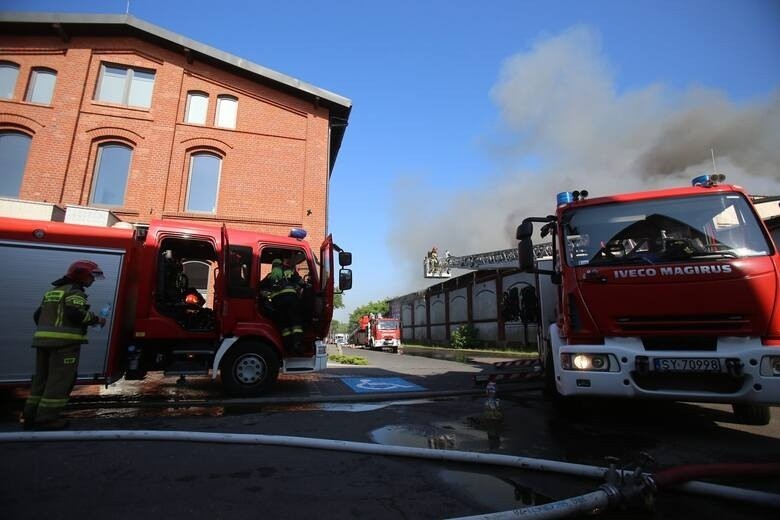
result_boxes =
[641,336,717,351]
[615,314,749,333]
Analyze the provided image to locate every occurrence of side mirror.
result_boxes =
[339,268,352,291]
[516,221,533,240]
[518,238,535,272]
[339,251,352,267]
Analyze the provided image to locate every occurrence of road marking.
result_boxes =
[340,377,426,394]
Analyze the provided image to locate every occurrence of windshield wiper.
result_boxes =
[687,250,738,259]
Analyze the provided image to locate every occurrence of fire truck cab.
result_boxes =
[517,175,780,425]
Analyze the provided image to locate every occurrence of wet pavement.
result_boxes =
[0,345,779,519]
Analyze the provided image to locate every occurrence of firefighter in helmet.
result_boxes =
[21,260,107,431]
[260,257,305,354]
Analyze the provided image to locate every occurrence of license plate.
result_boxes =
[653,358,721,372]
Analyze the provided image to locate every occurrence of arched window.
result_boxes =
[186,152,221,213]
[0,131,32,197]
[91,142,132,206]
[215,95,238,129]
[185,91,209,124]
[0,62,20,99]
[26,68,57,105]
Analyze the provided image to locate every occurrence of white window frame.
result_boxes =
[185,91,209,124]
[95,63,156,108]
[0,62,20,99]
[26,68,57,105]
[215,95,238,129]
[185,152,222,214]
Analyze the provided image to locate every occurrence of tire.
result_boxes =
[220,342,279,398]
[732,403,771,426]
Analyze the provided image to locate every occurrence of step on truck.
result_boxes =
[516,174,780,425]
[0,217,352,397]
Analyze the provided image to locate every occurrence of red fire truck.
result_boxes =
[0,217,352,397]
[517,174,780,425]
[353,314,402,353]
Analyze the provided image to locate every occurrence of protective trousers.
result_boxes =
[22,344,80,424]
[271,292,304,354]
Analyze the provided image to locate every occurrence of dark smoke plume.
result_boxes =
[389,26,780,293]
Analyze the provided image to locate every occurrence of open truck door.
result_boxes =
[315,234,334,338]
[218,223,230,328]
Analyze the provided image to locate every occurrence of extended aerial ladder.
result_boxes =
[423,244,553,278]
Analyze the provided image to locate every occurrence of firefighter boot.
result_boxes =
[292,332,304,355]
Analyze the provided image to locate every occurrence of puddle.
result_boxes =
[67,405,226,420]
[371,424,457,449]
[439,469,551,511]
[370,421,551,512]
[318,399,433,412]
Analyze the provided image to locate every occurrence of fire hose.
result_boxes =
[1,430,778,517]
[448,460,780,519]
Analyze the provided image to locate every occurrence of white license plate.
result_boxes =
[653,358,721,372]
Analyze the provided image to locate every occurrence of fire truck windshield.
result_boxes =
[377,320,399,330]
[562,193,772,267]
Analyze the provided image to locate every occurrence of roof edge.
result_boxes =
[0,11,352,111]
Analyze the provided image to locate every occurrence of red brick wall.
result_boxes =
[0,32,331,245]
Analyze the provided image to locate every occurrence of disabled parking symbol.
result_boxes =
[341,377,426,393]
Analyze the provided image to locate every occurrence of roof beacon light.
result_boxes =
[556,191,573,206]
[692,173,726,188]
[289,228,307,240]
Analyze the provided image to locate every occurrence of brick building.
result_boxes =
[0,12,351,246]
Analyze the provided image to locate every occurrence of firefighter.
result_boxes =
[260,257,305,354]
[21,260,106,431]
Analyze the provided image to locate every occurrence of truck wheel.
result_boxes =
[220,342,279,398]
[732,404,771,426]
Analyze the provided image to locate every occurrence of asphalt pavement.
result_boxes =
[0,345,778,520]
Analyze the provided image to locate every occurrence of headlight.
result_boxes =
[561,353,612,372]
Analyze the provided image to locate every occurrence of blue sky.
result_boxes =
[4,0,780,322]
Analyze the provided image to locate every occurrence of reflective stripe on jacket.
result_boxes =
[32,282,96,347]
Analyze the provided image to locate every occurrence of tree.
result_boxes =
[334,293,344,309]
[348,300,389,330]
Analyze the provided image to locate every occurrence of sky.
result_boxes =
[3,0,780,322]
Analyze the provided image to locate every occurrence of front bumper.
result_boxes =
[554,336,780,405]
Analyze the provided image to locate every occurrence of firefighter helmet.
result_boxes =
[66,260,105,283]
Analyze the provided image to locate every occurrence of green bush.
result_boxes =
[328,354,368,365]
[451,324,480,349]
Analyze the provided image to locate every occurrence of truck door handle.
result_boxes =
[583,270,607,283]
